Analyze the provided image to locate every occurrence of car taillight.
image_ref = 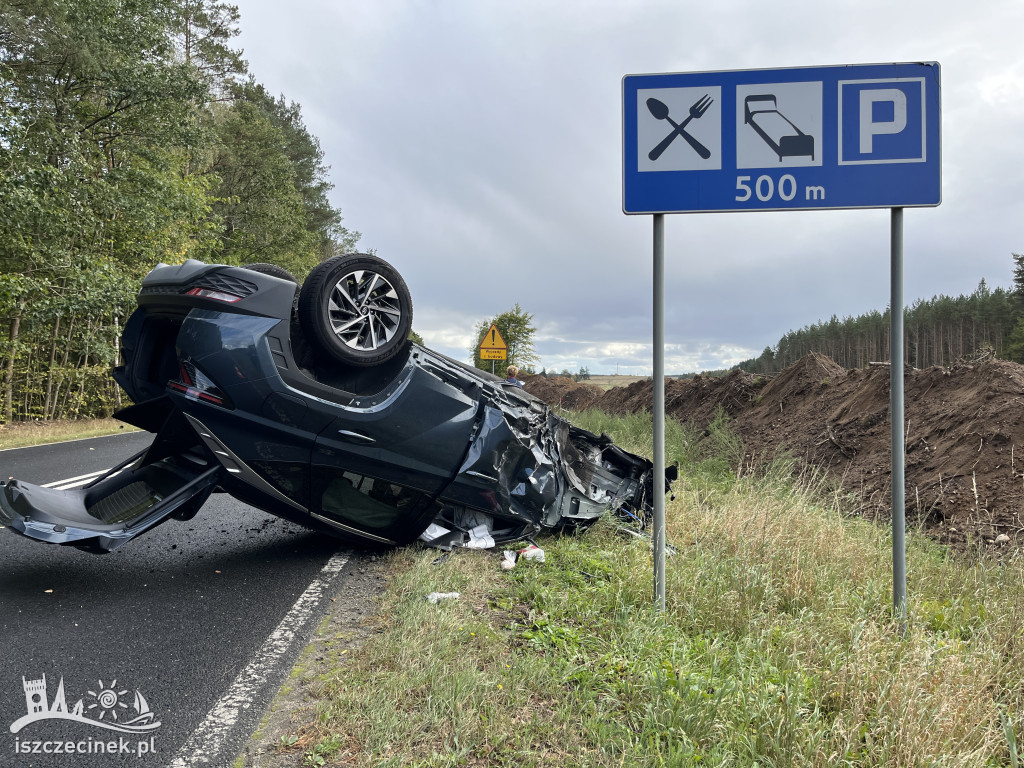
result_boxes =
[169,362,231,407]
[185,287,244,303]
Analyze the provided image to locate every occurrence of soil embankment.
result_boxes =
[525,353,1024,549]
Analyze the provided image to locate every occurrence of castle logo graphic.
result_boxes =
[10,674,162,735]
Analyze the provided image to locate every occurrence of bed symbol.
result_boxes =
[743,94,815,162]
[646,95,713,161]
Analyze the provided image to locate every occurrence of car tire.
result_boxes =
[298,254,413,367]
[241,263,298,283]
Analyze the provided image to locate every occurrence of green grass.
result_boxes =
[274,409,1024,766]
[0,417,137,450]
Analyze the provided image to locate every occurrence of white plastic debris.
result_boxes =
[465,523,495,550]
[420,523,451,543]
[425,591,460,603]
[517,544,545,563]
[500,550,517,570]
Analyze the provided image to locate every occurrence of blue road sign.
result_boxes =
[623,62,941,214]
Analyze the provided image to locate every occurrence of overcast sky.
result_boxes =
[232,0,1024,374]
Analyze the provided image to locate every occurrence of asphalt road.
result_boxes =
[0,433,358,767]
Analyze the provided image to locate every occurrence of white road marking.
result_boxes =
[167,550,351,768]
[44,462,135,490]
[42,469,109,490]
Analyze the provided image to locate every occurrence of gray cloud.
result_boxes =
[234,0,1024,373]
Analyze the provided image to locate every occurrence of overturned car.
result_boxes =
[0,255,668,553]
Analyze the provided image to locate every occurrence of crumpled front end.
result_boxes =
[439,380,659,542]
[550,417,656,526]
[446,404,561,523]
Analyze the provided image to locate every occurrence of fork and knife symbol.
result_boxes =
[647,94,713,161]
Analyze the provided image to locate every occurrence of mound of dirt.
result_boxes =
[525,355,1024,550]
[666,368,766,426]
[754,352,847,417]
[522,376,603,412]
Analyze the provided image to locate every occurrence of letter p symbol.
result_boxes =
[859,89,907,154]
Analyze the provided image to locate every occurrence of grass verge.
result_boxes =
[264,411,1024,766]
[0,417,138,451]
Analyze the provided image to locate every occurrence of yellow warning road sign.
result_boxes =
[480,348,507,360]
[479,324,507,351]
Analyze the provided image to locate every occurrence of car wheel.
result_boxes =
[241,263,298,283]
[298,254,413,367]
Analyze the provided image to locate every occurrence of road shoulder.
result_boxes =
[234,555,390,768]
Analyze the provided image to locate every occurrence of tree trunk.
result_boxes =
[73,320,93,418]
[22,344,33,419]
[44,315,62,419]
[112,314,122,409]
[3,301,24,424]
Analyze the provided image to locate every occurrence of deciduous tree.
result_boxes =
[0,0,360,422]
[470,304,539,373]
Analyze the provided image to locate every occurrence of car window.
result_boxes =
[319,470,429,533]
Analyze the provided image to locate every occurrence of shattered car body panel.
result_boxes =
[1,259,662,553]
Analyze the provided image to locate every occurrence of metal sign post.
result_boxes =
[891,207,907,622]
[623,62,940,616]
[653,214,666,611]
